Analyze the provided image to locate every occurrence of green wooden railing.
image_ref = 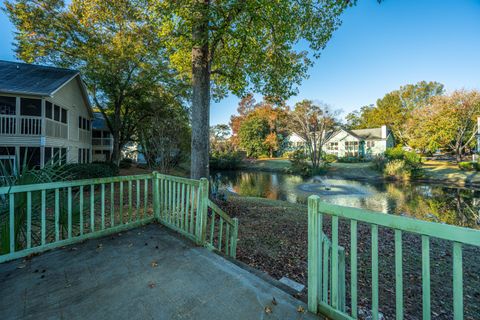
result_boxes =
[0,172,238,263]
[307,195,480,320]
[206,200,239,258]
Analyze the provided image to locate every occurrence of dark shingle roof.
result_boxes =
[0,60,79,96]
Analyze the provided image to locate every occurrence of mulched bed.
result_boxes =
[215,196,480,320]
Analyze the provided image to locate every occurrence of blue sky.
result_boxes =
[1,0,479,125]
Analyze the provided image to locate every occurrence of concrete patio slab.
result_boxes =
[0,224,319,320]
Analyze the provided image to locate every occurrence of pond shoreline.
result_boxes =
[236,160,480,189]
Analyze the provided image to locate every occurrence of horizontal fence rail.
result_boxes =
[307,195,480,320]
[0,172,239,263]
[0,174,156,263]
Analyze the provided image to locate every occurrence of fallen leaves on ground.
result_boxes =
[151,261,158,268]
[264,306,272,314]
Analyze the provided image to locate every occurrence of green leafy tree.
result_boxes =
[347,81,444,145]
[5,0,186,164]
[156,0,362,178]
[238,116,270,157]
[234,98,288,158]
[137,90,191,173]
[407,90,480,160]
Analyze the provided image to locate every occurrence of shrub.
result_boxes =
[383,146,422,178]
[282,150,296,159]
[65,162,119,180]
[210,150,243,170]
[458,161,478,171]
[337,156,365,163]
[384,159,412,180]
[384,146,405,160]
[288,150,312,176]
[119,158,133,169]
[322,153,338,163]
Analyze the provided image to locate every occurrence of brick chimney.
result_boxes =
[381,125,387,139]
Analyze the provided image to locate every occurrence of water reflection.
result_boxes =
[214,170,480,229]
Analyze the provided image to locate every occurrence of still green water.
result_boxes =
[213,170,480,229]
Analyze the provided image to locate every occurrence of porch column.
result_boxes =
[15,97,20,135]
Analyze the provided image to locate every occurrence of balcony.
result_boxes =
[92,137,113,146]
[0,114,42,135]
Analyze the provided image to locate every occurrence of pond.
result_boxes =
[213,170,480,229]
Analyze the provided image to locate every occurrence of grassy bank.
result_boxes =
[238,158,292,172]
[216,195,480,320]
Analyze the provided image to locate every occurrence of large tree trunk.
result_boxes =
[190,0,210,179]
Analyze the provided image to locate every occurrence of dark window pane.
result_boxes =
[20,98,41,116]
[79,117,83,129]
[0,96,16,115]
[61,148,67,164]
[0,147,15,156]
[45,147,52,165]
[54,105,60,121]
[83,118,87,130]
[46,101,53,119]
[53,147,60,164]
[61,108,67,124]
[93,130,101,138]
[19,147,41,170]
[87,120,90,131]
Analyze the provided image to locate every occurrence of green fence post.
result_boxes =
[230,218,239,258]
[152,172,160,221]
[308,195,320,314]
[195,178,209,245]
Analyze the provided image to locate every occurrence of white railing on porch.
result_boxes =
[0,115,16,135]
[20,116,42,135]
[92,137,112,146]
[79,130,92,144]
[0,115,42,136]
[45,119,68,139]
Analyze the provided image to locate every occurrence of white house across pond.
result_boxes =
[288,125,394,158]
[323,126,395,158]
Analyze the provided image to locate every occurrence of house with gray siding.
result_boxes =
[0,60,93,173]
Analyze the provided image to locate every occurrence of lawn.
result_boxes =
[238,158,292,172]
[216,195,480,320]
[421,160,480,185]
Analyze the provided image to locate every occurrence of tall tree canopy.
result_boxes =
[5,0,187,163]
[233,97,288,158]
[346,81,444,145]
[406,90,480,159]
[7,0,361,176]
[155,0,360,178]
